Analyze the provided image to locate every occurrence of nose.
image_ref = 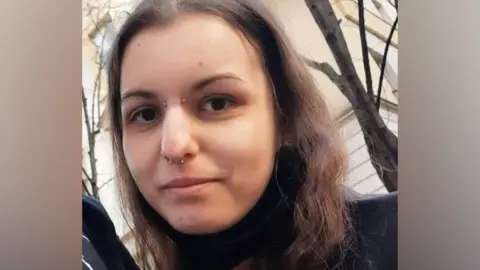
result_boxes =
[160,106,197,162]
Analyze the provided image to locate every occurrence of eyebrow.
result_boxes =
[192,72,245,90]
[121,90,156,103]
[121,72,245,103]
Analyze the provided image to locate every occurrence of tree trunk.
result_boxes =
[304,0,398,192]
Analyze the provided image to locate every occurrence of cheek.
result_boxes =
[206,112,278,201]
[122,133,161,187]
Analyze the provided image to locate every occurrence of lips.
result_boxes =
[162,177,218,189]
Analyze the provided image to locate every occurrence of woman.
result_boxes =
[82,0,397,269]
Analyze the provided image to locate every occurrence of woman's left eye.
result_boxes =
[201,96,233,112]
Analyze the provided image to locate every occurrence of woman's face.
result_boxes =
[120,13,279,234]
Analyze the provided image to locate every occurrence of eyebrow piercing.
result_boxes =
[163,98,187,108]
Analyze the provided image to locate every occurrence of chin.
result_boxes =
[166,209,238,235]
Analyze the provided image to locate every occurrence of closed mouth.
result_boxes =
[162,177,219,189]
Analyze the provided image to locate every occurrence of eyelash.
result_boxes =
[126,94,237,125]
[128,106,158,124]
[199,94,236,112]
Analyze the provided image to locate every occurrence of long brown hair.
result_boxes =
[107,0,351,269]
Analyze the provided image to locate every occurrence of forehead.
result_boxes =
[120,13,263,94]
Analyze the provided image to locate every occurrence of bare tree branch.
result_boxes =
[90,17,107,134]
[98,176,115,190]
[302,57,356,104]
[376,16,398,110]
[83,179,92,196]
[82,87,93,139]
[305,0,398,191]
[357,0,374,100]
[82,0,134,199]
[82,87,100,199]
[81,0,122,200]
[82,166,92,182]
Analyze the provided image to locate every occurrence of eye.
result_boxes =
[130,107,158,124]
[201,96,234,112]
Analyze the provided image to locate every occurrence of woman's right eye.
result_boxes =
[130,107,158,124]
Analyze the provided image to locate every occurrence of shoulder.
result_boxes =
[82,195,139,270]
[83,194,106,211]
[343,192,398,270]
[82,195,117,239]
[349,191,397,227]
[82,195,113,229]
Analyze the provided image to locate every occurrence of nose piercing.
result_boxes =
[162,150,185,165]
[165,156,185,165]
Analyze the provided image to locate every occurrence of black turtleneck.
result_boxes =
[82,148,398,270]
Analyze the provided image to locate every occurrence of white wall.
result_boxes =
[95,132,132,237]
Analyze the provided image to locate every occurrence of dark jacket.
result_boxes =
[82,195,139,270]
[82,192,397,270]
[335,191,398,270]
